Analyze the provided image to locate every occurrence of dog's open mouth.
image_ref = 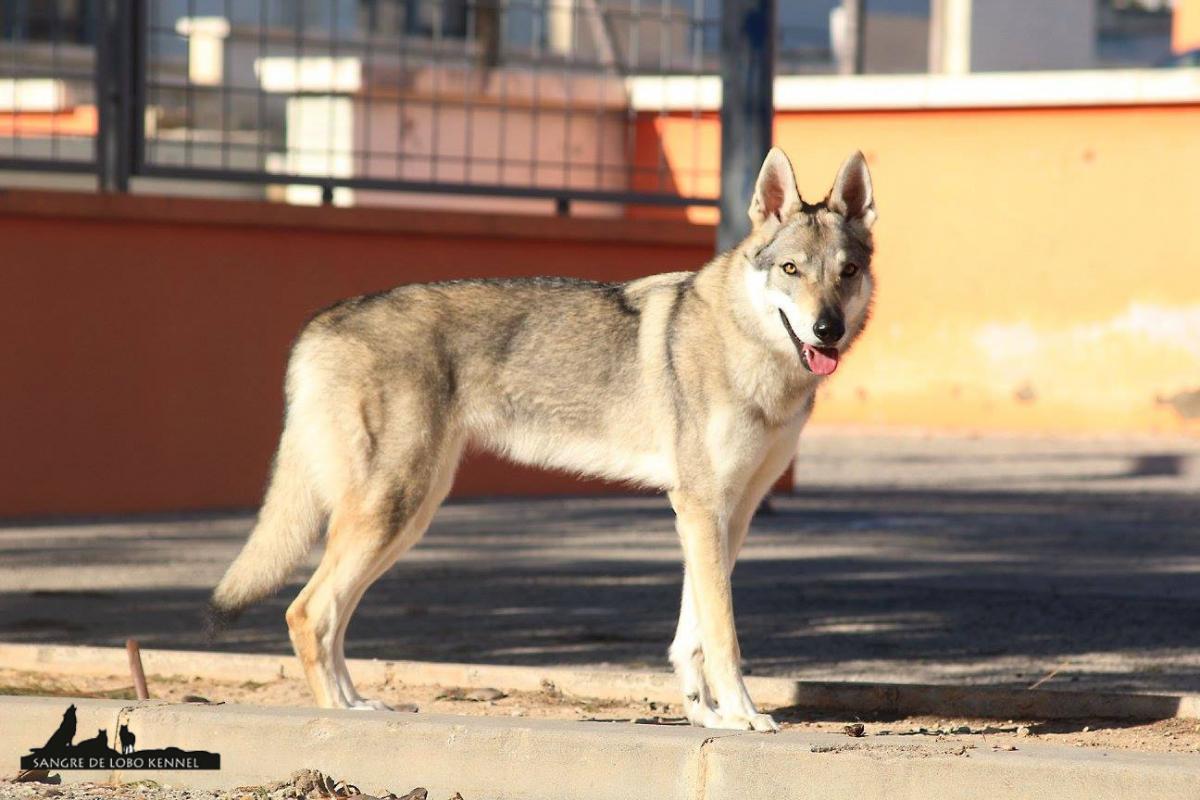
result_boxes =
[779,310,840,376]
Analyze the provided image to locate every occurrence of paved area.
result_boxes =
[2,432,1199,694]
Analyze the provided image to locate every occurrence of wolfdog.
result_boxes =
[209,148,876,731]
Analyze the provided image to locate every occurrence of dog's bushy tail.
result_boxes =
[207,433,323,634]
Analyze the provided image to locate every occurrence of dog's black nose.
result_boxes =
[813,315,845,344]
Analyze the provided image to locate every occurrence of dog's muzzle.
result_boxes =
[779,310,840,376]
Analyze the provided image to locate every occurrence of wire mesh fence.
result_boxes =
[140,0,729,206]
[0,0,99,172]
[1,1,835,207]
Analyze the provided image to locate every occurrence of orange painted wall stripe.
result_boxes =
[0,106,98,136]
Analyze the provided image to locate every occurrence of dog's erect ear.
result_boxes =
[748,147,802,228]
[828,151,876,229]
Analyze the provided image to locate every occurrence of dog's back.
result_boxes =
[297,274,696,486]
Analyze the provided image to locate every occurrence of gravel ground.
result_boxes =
[1,769,446,800]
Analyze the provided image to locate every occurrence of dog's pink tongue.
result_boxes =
[803,344,840,376]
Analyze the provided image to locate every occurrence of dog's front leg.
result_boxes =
[670,490,777,732]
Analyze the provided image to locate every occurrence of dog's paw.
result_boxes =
[681,694,716,727]
[685,705,721,728]
[697,708,779,732]
[747,712,779,733]
[348,698,393,712]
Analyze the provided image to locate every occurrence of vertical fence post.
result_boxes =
[838,0,867,75]
[717,0,776,253]
[95,0,134,192]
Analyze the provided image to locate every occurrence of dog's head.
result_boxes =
[738,148,876,376]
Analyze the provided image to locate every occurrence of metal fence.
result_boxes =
[144,0,724,207]
[0,0,101,175]
[2,1,836,208]
[0,1,731,208]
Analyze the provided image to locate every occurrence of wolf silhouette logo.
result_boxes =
[119,724,136,755]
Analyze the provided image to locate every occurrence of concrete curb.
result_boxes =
[2,696,1198,799]
[4,642,1200,721]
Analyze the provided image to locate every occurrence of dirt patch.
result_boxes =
[2,667,1199,754]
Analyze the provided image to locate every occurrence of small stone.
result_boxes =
[953,725,971,734]
[844,723,866,738]
[436,687,505,702]
[394,702,420,713]
[13,769,52,783]
[1082,726,1090,733]
[509,707,526,717]
[181,694,211,703]
[1017,726,1032,737]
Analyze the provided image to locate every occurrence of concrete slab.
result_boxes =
[705,730,1200,800]
[2,697,1198,799]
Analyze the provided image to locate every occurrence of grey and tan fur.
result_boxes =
[209,148,877,731]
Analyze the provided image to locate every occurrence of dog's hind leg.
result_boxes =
[285,496,394,709]
[286,408,463,711]
[329,433,464,709]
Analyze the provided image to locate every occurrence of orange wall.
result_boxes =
[0,192,719,517]
[1176,0,1200,52]
[645,104,1200,435]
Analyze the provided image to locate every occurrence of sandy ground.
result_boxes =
[3,666,1199,756]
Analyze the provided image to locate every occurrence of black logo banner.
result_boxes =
[20,705,220,771]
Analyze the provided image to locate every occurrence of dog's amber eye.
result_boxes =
[841,263,860,278]
[781,262,798,275]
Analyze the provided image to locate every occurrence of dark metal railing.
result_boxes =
[1,1,796,210]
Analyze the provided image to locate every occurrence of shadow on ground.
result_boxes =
[2,480,1200,695]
